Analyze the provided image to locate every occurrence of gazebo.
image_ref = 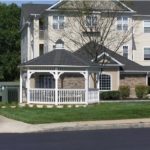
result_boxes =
[19,49,100,105]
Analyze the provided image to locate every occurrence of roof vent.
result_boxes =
[55,39,64,49]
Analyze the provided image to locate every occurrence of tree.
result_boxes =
[0,3,21,81]
[56,0,133,87]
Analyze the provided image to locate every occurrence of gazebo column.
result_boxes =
[96,72,100,89]
[84,71,89,105]
[27,70,32,104]
[96,71,100,102]
[54,69,59,105]
[19,69,23,103]
[27,70,30,104]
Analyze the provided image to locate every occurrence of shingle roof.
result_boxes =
[21,49,98,67]
[125,1,150,15]
[74,42,146,72]
[21,4,52,21]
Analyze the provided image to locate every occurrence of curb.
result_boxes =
[33,119,150,133]
[1,116,150,133]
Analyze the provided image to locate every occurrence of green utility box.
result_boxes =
[0,82,19,103]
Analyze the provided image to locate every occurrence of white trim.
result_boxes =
[117,0,135,13]
[84,70,89,105]
[27,70,30,104]
[117,70,120,89]
[121,71,147,73]
[30,14,40,18]
[99,73,112,91]
[20,65,99,68]
[46,0,63,10]
[19,70,23,103]
[93,52,124,66]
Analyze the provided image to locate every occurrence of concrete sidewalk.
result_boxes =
[0,115,150,133]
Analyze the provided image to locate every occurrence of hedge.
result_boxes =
[101,91,120,100]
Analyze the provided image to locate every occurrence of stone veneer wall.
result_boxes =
[120,74,146,98]
[58,74,85,89]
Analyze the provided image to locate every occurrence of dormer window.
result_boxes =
[55,39,64,49]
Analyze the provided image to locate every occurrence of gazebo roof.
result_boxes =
[21,49,98,67]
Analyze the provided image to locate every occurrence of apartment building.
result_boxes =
[20,0,150,105]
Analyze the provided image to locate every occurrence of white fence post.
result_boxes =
[27,70,30,104]
[54,69,59,105]
[19,69,23,103]
[85,71,89,105]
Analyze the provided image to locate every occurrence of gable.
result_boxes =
[47,0,132,12]
[95,52,123,66]
[74,42,145,72]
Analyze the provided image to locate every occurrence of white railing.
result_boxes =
[28,88,99,105]
[88,89,99,104]
[58,89,86,104]
[29,88,55,104]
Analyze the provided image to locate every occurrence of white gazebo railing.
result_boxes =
[29,88,55,104]
[28,88,99,105]
[88,89,99,104]
[58,89,85,104]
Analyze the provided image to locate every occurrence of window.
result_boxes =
[144,21,150,33]
[37,75,55,88]
[39,19,45,39]
[39,44,44,56]
[123,46,128,58]
[53,16,64,29]
[86,15,97,28]
[117,16,128,31]
[99,74,111,90]
[144,48,150,60]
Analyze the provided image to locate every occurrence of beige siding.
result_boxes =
[133,16,150,65]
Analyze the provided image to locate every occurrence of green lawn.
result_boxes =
[0,102,150,124]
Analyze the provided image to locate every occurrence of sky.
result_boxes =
[0,0,57,6]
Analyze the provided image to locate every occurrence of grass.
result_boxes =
[0,102,150,124]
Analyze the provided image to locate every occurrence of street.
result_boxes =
[0,128,150,150]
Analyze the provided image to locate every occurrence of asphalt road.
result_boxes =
[0,128,150,150]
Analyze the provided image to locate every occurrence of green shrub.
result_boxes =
[100,91,120,100]
[119,86,130,99]
[135,85,149,99]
